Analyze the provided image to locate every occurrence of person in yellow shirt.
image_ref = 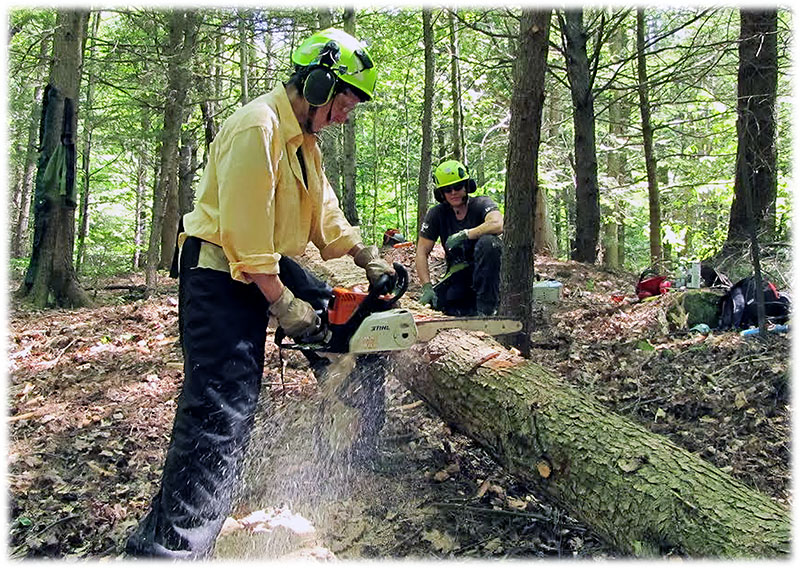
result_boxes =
[126,28,393,559]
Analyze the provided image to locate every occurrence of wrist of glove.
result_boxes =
[353,244,395,286]
[419,282,436,307]
[269,287,321,339]
[445,229,470,250]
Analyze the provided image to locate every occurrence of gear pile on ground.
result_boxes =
[6,255,790,559]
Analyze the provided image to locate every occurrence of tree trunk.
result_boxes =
[238,10,250,106]
[604,20,630,270]
[178,129,197,217]
[417,8,435,236]
[132,106,150,271]
[726,9,778,245]
[303,248,790,558]
[636,8,663,267]
[12,35,51,259]
[448,10,464,161]
[341,9,359,226]
[147,9,196,287]
[500,10,551,357]
[562,9,600,263]
[392,332,789,557]
[316,10,342,201]
[534,188,557,256]
[75,10,102,275]
[20,9,91,308]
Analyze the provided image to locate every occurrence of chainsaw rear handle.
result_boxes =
[368,261,407,307]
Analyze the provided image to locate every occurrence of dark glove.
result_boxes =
[353,245,395,287]
[419,282,436,307]
[445,229,470,250]
[269,287,321,339]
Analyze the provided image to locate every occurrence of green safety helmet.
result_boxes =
[292,27,377,106]
[432,159,477,202]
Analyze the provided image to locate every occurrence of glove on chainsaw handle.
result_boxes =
[269,286,322,339]
[353,245,396,289]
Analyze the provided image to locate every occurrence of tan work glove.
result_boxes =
[268,287,321,339]
[353,245,394,287]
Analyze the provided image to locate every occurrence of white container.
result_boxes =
[532,280,563,303]
[688,261,701,289]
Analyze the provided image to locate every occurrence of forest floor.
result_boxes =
[6,246,791,560]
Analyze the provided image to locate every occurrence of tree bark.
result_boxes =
[238,10,250,106]
[726,10,778,245]
[75,10,102,275]
[500,10,550,357]
[147,9,196,287]
[448,9,464,161]
[417,8,435,235]
[12,34,51,259]
[561,9,600,264]
[392,332,789,557]
[340,9,360,227]
[20,9,91,308]
[132,105,150,271]
[302,247,790,558]
[636,8,663,267]
[315,8,343,202]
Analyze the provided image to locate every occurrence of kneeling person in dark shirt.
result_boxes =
[415,159,503,316]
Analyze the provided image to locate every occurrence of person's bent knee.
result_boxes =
[475,234,502,259]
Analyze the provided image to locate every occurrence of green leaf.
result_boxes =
[18,516,32,527]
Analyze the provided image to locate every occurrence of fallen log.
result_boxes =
[300,247,790,557]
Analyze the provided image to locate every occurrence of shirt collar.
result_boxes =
[270,83,315,151]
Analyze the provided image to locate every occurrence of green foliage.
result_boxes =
[5,6,793,281]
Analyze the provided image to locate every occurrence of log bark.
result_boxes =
[301,247,790,557]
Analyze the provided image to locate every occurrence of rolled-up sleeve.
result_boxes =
[217,126,282,281]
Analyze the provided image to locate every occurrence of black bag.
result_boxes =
[718,276,791,329]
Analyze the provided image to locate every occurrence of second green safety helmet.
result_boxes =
[292,28,377,106]
[432,159,477,202]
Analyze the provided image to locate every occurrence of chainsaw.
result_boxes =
[275,263,522,354]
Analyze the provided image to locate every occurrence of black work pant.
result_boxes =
[125,238,380,558]
[435,234,502,316]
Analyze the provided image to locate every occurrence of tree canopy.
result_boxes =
[6,7,793,282]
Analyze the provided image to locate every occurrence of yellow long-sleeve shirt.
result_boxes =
[181,84,361,282]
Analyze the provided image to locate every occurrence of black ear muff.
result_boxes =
[303,66,337,106]
[303,40,341,107]
[434,187,444,203]
[466,179,477,193]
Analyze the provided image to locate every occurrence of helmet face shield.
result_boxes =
[292,28,377,104]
